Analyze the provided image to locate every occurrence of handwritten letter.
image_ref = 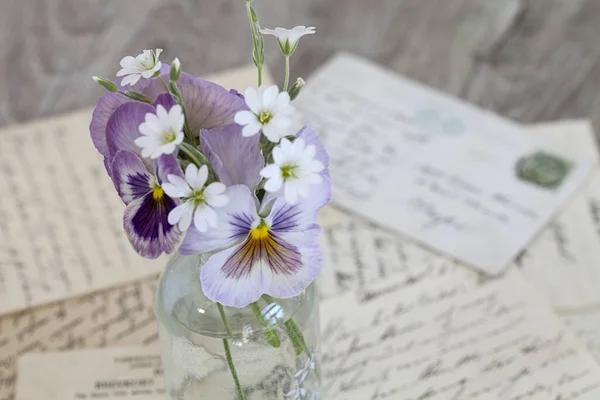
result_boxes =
[0,276,159,400]
[321,271,600,399]
[518,121,600,309]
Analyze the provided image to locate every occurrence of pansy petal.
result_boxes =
[154,93,177,112]
[111,150,152,204]
[106,102,156,161]
[176,73,247,134]
[123,192,181,259]
[180,185,259,255]
[90,92,131,161]
[200,124,264,189]
[265,176,332,232]
[154,154,184,185]
[265,225,323,299]
[200,243,270,308]
[297,125,330,175]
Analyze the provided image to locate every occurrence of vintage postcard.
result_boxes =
[295,53,593,275]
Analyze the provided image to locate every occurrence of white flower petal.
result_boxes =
[262,85,279,109]
[244,87,261,114]
[194,165,209,190]
[284,181,299,204]
[185,164,199,186]
[242,123,261,137]
[162,177,189,198]
[168,202,194,231]
[260,164,282,179]
[120,74,141,87]
[206,193,229,208]
[262,123,284,143]
[204,182,226,198]
[264,175,284,192]
[234,110,255,125]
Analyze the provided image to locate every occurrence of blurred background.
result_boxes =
[1,0,600,134]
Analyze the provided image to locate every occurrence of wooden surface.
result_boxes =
[1,0,600,135]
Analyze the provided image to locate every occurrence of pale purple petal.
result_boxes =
[90,92,131,160]
[200,221,321,307]
[111,150,152,204]
[154,92,177,111]
[200,124,264,188]
[169,73,247,135]
[180,185,259,255]
[200,244,270,308]
[265,176,332,232]
[297,125,329,175]
[106,102,156,161]
[154,154,184,185]
[265,225,323,299]
[123,191,181,259]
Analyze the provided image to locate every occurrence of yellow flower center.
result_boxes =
[250,222,270,240]
[162,129,177,144]
[191,190,205,207]
[258,110,273,125]
[281,164,297,180]
[152,186,165,200]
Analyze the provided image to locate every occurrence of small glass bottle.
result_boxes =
[156,253,321,399]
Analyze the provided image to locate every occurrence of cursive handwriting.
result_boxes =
[0,111,165,315]
[321,271,600,399]
[0,276,159,400]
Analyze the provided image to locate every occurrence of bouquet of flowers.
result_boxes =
[90,2,329,398]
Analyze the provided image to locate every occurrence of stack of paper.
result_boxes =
[2,55,600,400]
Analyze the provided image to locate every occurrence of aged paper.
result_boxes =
[321,270,600,399]
[0,277,159,400]
[296,53,593,275]
[15,347,164,400]
[0,65,270,316]
[562,309,600,364]
[13,272,600,400]
[518,121,600,310]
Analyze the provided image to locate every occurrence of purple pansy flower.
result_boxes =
[180,125,330,307]
[104,95,184,258]
[90,68,246,178]
[112,151,183,259]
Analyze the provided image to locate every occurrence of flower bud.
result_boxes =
[170,58,181,82]
[123,91,153,104]
[92,76,118,92]
[288,77,305,100]
[250,6,259,22]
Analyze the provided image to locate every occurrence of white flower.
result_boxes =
[162,164,229,232]
[116,49,163,86]
[260,138,324,205]
[260,26,315,55]
[234,85,295,142]
[135,104,185,159]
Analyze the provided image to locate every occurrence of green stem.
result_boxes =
[250,302,281,348]
[217,303,246,400]
[262,294,311,357]
[178,142,204,167]
[158,76,170,92]
[283,56,290,92]
[245,1,263,86]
